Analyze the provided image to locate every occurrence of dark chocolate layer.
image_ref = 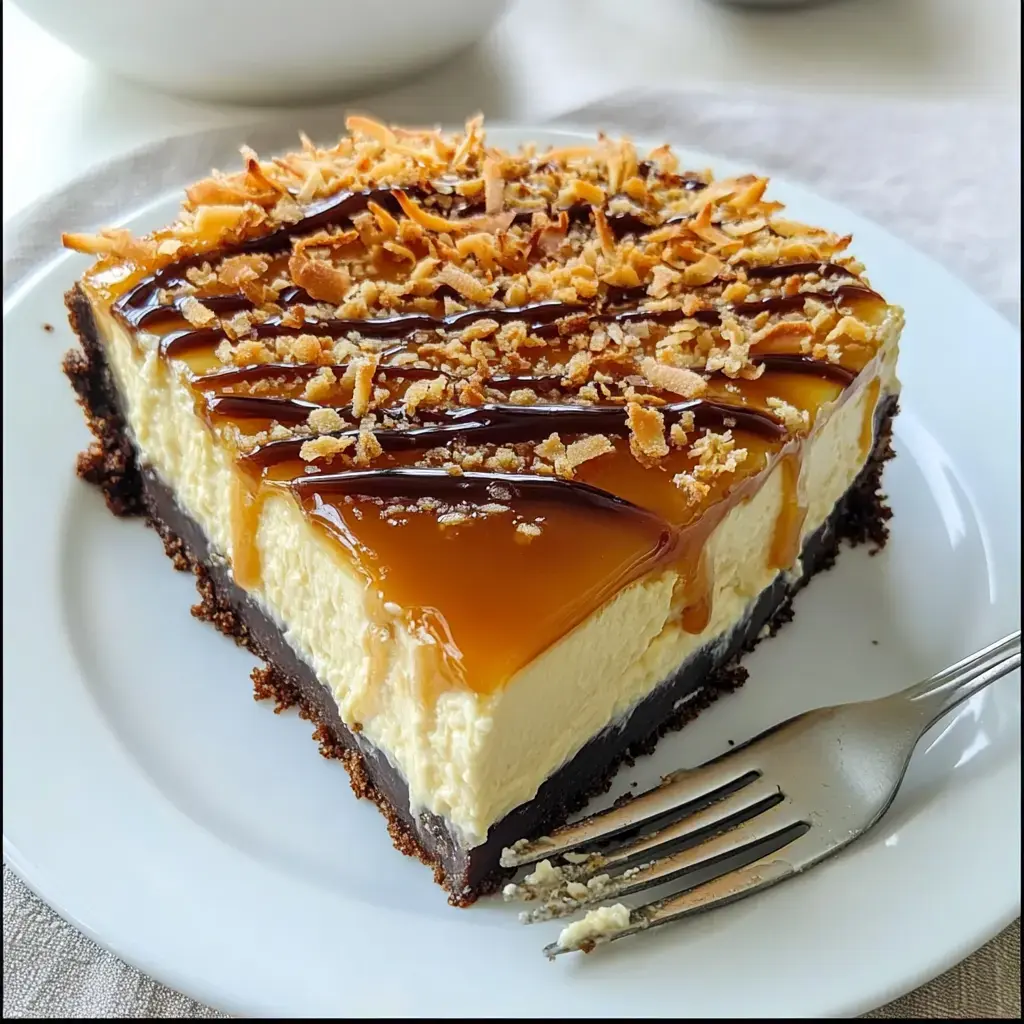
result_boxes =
[63,284,897,904]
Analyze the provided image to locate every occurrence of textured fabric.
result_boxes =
[3,89,1020,1018]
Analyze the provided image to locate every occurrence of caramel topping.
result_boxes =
[70,116,896,696]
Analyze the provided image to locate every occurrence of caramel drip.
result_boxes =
[678,548,713,634]
[860,377,882,457]
[230,475,265,590]
[768,450,808,571]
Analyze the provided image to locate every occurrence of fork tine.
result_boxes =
[544,822,809,958]
[522,804,803,923]
[507,774,785,902]
[501,761,761,868]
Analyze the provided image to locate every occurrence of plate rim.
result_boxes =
[3,119,1020,1019]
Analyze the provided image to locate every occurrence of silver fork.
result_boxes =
[501,631,1021,958]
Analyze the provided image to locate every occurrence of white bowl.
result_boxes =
[11,0,510,103]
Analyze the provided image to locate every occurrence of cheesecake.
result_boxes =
[62,117,901,904]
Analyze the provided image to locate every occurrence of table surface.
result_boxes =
[2,0,1019,1018]
[2,0,1021,221]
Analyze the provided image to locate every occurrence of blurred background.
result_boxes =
[3,0,1020,221]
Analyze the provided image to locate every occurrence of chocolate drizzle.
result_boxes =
[239,398,785,471]
[745,261,854,281]
[160,301,579,358]
[206,395,323,425]
[162,284,880,359]
[753,354,857,384]
[292,468,674,530]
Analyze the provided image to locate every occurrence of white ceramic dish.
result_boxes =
[9,0,510,103]
[3,125,1020,1018]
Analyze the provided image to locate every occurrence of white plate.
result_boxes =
[3,125,1020,1019]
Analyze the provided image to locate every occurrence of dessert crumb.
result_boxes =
[42,322,54,332]
[871,639,879,646]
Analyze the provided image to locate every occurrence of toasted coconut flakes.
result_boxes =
[193,203,263,244]
[299,435,354,462]
[682,253,724,287]
[270,194,304,225]
[393,191,471,234]
[562,350,592,386]
[486,447,525,472]
[436,263,495,305]
[382,240,417,264]
[648,264,681,298]
[288,261,349,305]
[770,218,822,238]
[557,179,606,208]
[750,320,815,347]
[722,218,767,238]
[825,315,872,344]
[766,397,810,433]
[641,357,707,398]
[729,178,768,212]
[564,434,614,470]
[351,355,381,418]
[296,165,327,205]
[179,296,217,327]
[460,318,500,342]
[689,203,733,247]
[368,199,400,236]
[508,388,538,406]
[217,254,269,289]
[673,472,711,504]
[455,233,500,272]
[593,209,617,256]
[535,433,566,463]
[284,333,320,364]
[483,156,505,214]
[346,115,397,146]
[410,256,440,282]
[721,281,752,303]
[61,228,157,262]
[308,407,345,434]
[355,428,383,466]
[601,264,642,289]
[626,402,669,464]
[240,146,290,197]
[231,339,272,366]
[404,374,449,415]
[516,521,543,541]
[690,430,747,476]
[302,366,337,403]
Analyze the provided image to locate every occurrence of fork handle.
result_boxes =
[902,630,1021,730]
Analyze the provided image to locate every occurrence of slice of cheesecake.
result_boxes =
[62,117,901,904]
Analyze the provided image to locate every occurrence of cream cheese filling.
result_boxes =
[91,297,901,848]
